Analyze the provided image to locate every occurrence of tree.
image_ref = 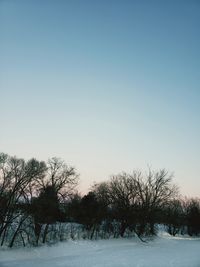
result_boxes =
[0,153,46,246]
[134,169,178,235]
[30,185,61,244]
[72,192,107,239]
[164,199,184,236]
[93,169,178,239]
[36,157,78,199]
[0,153,79,246]
[28,157,79,244]
[108,173,138,237]
[185,199,200,236]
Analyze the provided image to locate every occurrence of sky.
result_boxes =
[0,0,200,196]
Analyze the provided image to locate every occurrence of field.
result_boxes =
[0,232,200,267]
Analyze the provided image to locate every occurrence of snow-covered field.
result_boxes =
[0,233,200,267]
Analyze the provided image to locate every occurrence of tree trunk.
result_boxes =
[42,224,49,244]
[34,222,42,246]
[0,227,7,246]
[90,224,96,240]
[120,221,127,237]
[9,217,27,248]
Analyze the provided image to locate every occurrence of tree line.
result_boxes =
[0,152,199,247]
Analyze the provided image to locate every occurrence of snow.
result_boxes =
[0,234,200,267]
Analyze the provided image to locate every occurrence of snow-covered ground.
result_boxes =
[0,233,200,267]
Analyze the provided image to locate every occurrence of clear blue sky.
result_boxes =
[0,0,200,196]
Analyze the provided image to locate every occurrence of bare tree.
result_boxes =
[134,169,178,235]
[92,169,178,239]
[28,157,79,245]
[0,153,46,246]
[35,157,78,200]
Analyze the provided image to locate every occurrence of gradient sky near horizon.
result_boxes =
[0,0,200,196]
